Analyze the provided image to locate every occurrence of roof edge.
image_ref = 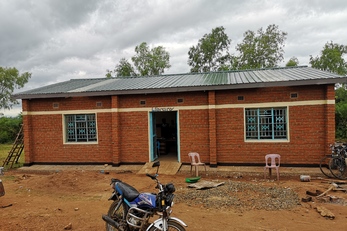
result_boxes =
[14,78,346,100]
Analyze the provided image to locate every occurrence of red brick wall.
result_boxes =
[25,96,112,111]
[118,111,149,163]
[216,85,327,104]
[214,105,328,165]
[23,113,113,163]
[118,92,208,108]
[22,85,335,166]
[23,97,113,164]
[213,85,335,165]
[179,109,210,163]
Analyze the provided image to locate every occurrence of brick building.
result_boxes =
[14,66,347,167]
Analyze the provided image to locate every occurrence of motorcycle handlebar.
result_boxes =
[146,173,158,180]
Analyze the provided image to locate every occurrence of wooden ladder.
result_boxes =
[2,125,24,168]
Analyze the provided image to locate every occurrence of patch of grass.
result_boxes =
[1,175,17,181]
[0,144,25,169]
[0,144,12,160]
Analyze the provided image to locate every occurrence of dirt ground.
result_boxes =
[1,167,347,231]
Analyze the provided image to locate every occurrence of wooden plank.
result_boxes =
[188,180,225,190]
[320,178,347,184]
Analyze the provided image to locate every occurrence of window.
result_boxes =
[290,93,298,99]
[53,102,59,109]
[245,107,287,140]
[65,114,97,142]
[177,98,184,103]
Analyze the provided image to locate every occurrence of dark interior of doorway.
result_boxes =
[155,111,177,162]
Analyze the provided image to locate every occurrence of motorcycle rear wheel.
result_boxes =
[148,220,186,231]
[106,199,126,231]
[319,156,335,178]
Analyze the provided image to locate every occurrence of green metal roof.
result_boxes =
[14,66,347,99]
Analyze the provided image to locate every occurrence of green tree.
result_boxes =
[0,114,22,143]
[106,58,136,78]
[187,26,232,73]
[309,41,347,75]
[235,24,287,70]
[335,87,347,139]
[107,42,171,77]
[132,42,171,76]
[319,42,347,140]
[286,57,299,67]
[0,67,31,110]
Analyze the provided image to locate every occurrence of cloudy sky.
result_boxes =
[1,0,347,116]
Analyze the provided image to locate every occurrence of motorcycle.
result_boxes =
[102,161,187,231]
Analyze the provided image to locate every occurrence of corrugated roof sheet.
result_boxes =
[14,66,347,99]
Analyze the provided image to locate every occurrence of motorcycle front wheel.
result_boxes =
[106,199,126,231]
[148,220,186,231]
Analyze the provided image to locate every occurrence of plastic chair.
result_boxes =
[188,152,207,177]
[264,154,281,181]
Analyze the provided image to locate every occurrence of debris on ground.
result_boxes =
[0,204,12,208]
[303,182,347,205]
[316,185,334,197]
[316,206,335,219]
[64,222,72,230]
[187,180,224,190]
[177,180,300,211]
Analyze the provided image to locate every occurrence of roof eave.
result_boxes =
[13,78,347,100]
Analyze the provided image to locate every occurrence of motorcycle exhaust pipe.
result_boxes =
[102,214,120,229]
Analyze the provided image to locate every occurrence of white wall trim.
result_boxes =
[22,99,334,116]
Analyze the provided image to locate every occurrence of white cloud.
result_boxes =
[1,0,347,116]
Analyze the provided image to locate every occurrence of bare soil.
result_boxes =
[1,168,347,231]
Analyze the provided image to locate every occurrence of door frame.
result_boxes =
[149,111,180,162]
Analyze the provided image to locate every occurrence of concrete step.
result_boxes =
[137,161,182,175]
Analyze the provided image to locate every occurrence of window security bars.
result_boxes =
[245,108,287,140]
[65,114,97,142]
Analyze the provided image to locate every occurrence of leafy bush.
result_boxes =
[0,115,22,144]
[336,87,347,140]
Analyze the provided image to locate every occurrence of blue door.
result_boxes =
[149,112,158,161]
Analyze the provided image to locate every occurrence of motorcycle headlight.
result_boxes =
[165,183,175,194]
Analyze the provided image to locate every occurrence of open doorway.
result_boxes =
[151,111,178,162]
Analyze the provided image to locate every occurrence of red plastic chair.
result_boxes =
[264,154,281,181]
[188,152,207,177]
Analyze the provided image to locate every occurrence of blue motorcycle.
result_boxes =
[102,161,187,231]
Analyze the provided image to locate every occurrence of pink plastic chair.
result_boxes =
[264,154,281,181]
[188,152,207,176]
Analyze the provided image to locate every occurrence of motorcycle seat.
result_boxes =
[115,181,140,201]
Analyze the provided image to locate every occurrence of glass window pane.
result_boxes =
[245,108,287,140]
[65,114,97,142]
